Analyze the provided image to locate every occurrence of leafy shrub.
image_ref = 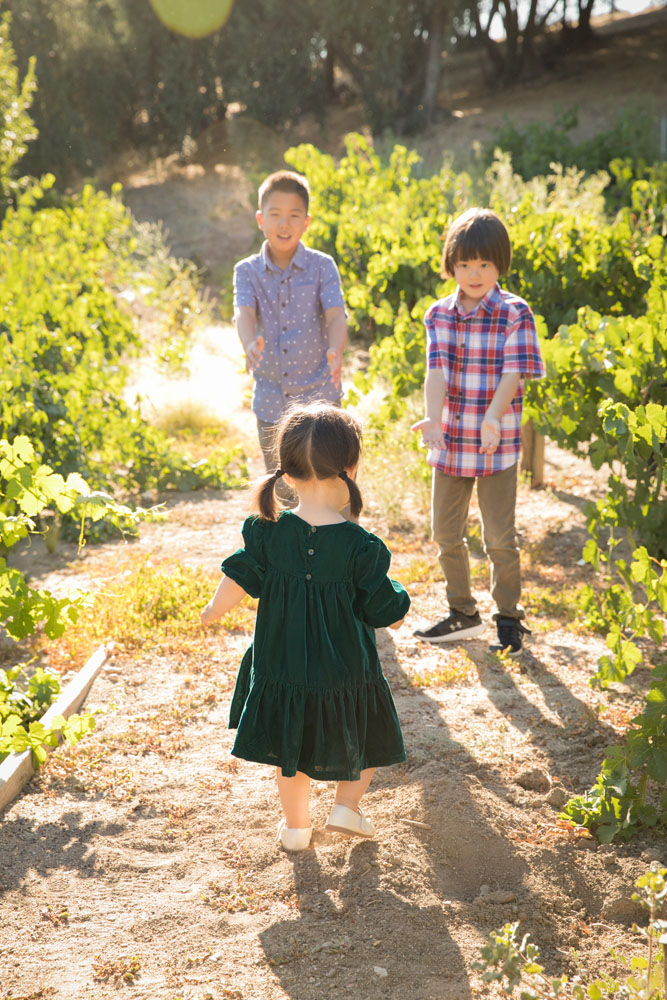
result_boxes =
[485,102,661,181]
[0,10,36,205]
[0,176,246,500]
[0,664,96,766]
[474,867,667,999]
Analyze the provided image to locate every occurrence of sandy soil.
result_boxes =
[2,332,664,1000]
[2,13,667,999]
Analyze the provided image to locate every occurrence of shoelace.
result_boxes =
[497,620,530,647]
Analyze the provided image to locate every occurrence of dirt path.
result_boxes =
[2,330,663,1000]
[3,18,667,990]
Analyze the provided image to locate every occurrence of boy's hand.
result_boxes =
[244,335,264,372]
[479,416,501,454]
[326,348,342,389]
[410,418,445,450]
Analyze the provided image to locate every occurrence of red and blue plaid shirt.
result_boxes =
[425,283,545,477]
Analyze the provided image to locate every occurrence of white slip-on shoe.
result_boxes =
[277,819,313,851]
[325,804,375,839]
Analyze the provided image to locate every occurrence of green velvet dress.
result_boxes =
[222,511,410,781]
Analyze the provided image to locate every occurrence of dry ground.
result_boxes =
[2,11,667,998]
[1,329,664,1000]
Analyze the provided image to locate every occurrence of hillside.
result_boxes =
[101,5,667,290]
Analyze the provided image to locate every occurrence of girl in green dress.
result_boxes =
[201,403,410,852]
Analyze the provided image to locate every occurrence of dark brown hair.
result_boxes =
[441,208,512,278]
[258,170,310,212]
[253,403,363,521]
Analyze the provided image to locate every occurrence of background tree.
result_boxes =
[0,11,36,205]
[5,0,612,182]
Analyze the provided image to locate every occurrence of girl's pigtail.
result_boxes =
[339,471,363,519]
[253,469,284,521]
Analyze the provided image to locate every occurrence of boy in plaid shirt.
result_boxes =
[412,208,545,656]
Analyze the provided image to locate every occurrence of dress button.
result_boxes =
[308,548,314,555]
[310,527,317,533]
[306,573,312,580]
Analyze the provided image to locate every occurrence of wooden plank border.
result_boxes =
[0,643,109,814]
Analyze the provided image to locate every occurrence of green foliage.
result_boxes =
[318,0,456,133]
[525,251,667,558]
[287,134,464,339]
[0,10,36,204]
[286,138,654,436]
[0,177,246,501]
[217,0,325,127]
[531,259,667,844]
[473,867,667,998]
[485,103,661,183]
[0,663,96,766]
[0,434,155,640]
[7,0,228,180]
[295,136,666,848]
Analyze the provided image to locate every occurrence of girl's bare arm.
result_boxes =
[201,576,247,625]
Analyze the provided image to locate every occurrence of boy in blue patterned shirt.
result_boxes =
[233,171,347,480]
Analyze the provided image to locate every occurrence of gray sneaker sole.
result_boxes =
[414,623,485,644]
[490,644,524,658]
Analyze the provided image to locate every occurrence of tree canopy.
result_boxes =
[5,0,614,182]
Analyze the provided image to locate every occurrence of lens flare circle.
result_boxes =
[149,0,234,38]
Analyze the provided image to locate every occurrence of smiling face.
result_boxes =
[256,190,310,268]
[453,257,499,310]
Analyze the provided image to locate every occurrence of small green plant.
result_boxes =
[41,903,69,927]
[92,954,141,984]
[473,866,667,998]
[203,876,298,915]
[0,665,96,767]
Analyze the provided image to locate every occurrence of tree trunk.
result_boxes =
[421,2,446,126]
[324,43,335,102]
[473,0,506,79]
[575,0,597,42]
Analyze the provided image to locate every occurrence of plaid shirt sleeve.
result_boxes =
[425,297,453,372]
[502,299,546,380]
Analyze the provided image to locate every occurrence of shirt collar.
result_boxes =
[454,282,502,316]
[260,240,307,273]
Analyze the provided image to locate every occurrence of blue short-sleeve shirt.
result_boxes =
[233,241,346,422]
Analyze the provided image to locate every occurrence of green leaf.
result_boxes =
[596,823,620,844]
[648,747,667,784]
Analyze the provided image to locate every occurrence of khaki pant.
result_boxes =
[431,463,523,620]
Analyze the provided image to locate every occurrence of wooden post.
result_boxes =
[0,643,108,813]
[521,418,545,488]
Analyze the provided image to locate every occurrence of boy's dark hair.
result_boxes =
[258,170,310,212]
[254,403,363,521]
[441,208,512,278]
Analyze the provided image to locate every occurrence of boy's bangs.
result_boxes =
[455,229,497,263]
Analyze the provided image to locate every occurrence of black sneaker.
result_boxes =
[414,610,484,644]
[489,617,531,657]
